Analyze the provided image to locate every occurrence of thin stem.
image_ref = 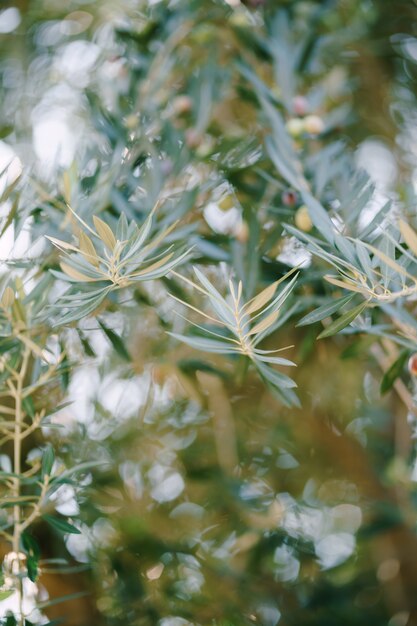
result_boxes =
[20,477,49,534]
[12,345,30,626]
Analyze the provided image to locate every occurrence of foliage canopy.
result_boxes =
[0,1,417,625]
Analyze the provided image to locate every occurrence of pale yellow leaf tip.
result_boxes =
[93,216,117,250]
[60,262,95,282]
[399,219,417,257]
[1,286,14,308]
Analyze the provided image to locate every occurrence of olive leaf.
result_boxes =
[43,514,81,535]
[169,267,299,406]
[46,207,190,324]
[288,218,417,314]
[317,301,368,339]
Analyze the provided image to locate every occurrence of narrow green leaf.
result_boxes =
[56,289,110,325]
[359,199,391,239]
[22,396,35,419]
[51,460,108,483]
[297,293,354,326]
[98,320,131,361]
[26,555,38,583]
[43,515,81,535]
[255,360,297,389]
[317,301,368,339]
[41,445,55,478]
[37,591,89,610]
[77,331,96,357]
[334,233,357,265]
[58,344,70,389]
[365,242,414,280]
[169,332,239,355]
[193,267,235,326]
[355,241,374,281]
[21,531,41,560]
[256,362,299,407]
[254,354,295,366]
[177,359,229,380]
[380,350,409,395]
[301,191,335,244]
[0,589,14,601]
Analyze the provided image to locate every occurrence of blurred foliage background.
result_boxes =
[1,1,417,625]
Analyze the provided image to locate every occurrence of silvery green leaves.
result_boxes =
[169,268,299,406]
[290,217,417,339]
[47,208,190,325]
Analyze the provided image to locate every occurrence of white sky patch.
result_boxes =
[257,605,281,626]
[283,506,325,542]
[65,532,91,563]
[33,114,78,171]
[0,455,11,473]
[273,545,300,582]
[34,83,81,114]
[78,318,111,358]
[276,237,312,268]
[278,494,361,570]
[356,139,397,191]
[357,189,392,234]
[212,532,237,560]
[276,448,299,469]
[30,83,84,173]
[51,483,80,516]
[148,464,185,503]
[158,618,194,626]
[354,140,397,235]
[51,364,100,429]
[0,7,21,34]
[0,219,30,261]
[315,532,355,569]
[120,460,144,499]
[55,40,100,87]
[170,502,205,519]
[240,478,273,501]
[91,518,117,547]
[400,36,417,62]
[0,139,30,260]
[35,20,66,48]
[203,202,242,235]
[99,376,147,420]
[0,586,48,624]
[0,140,22,194]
